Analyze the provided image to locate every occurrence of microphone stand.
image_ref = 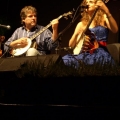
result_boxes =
[55,13,84,64]
[55,13,80,54]
[55,4,85,65]
[55,2,84,54]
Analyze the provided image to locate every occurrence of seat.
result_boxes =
[107,43,120,65]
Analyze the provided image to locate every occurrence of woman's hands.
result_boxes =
[82,34,99,53]
[82,35,93,51]
[95,0,110,14]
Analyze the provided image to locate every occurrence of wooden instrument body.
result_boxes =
[73,31,99,55]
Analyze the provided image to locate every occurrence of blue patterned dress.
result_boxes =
[62,26,115,68]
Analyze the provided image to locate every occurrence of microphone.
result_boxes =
[0,24,11,29]
[80,5,88,9]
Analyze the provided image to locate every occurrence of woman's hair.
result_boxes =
[20,5,37,25]
[80,0,105,26]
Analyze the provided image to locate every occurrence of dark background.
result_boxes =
[0,0,120,56]
[0,1,120,118]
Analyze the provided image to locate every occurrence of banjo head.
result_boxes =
[12,38,32,56]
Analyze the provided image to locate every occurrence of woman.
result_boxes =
[62,0,118,68]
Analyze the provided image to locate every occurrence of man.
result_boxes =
[4,5,59,57]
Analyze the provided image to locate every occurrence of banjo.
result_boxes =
[11,11,73,56]
[73,0,109,55]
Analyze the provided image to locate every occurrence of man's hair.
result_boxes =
[20,5,37,24]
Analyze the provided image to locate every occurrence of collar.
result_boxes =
[22,25,39,31]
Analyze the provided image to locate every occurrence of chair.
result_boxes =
[107,43,120,65]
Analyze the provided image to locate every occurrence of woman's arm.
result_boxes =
[69,22,84,48]
[104,12,118,33]
[96,0,118,33]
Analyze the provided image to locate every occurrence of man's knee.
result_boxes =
[26,48,39,56]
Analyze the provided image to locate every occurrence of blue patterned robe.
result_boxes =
[62,26,115,68]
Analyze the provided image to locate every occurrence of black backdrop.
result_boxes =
[0,0,120,56]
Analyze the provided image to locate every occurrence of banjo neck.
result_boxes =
[29,13,68,41]
[29,23,52,41]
